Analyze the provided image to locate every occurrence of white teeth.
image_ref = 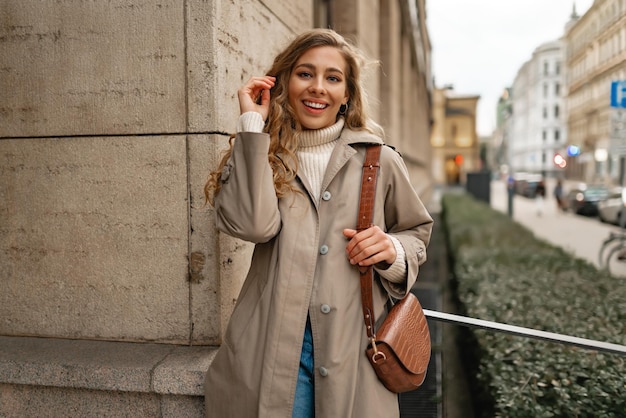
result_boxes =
[304,101,327,109]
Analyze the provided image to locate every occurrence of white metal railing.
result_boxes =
[424,309,626,356]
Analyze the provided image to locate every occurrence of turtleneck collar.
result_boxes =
[298,118,345,149]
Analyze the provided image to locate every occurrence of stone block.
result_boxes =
[0,337,173,392]
[0,384,161,418]
[0,1,186,137]
[187,134,225,344]
[153,346,216,396]
[0,336,215,417]
[0,136,190,342]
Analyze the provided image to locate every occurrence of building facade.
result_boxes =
[510,40,568,178]
[565,0,626,184]
[430,87,480,185]
[0,1,433,415]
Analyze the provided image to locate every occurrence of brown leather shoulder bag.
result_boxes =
[357,144,431,393]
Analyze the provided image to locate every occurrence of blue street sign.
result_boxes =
[611,80,626,108]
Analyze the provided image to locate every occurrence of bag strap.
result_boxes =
[357,145,382,341]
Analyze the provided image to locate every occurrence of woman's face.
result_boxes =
[288,46,349,130]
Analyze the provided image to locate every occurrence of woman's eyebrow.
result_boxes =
[294,62,344,75]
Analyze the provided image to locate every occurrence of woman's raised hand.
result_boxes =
[238,76,276,120]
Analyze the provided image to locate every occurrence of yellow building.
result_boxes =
[431,87,481,185]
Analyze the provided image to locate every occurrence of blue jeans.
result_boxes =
[292,316,314,418]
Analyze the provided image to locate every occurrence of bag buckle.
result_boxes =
[370,337,387,364]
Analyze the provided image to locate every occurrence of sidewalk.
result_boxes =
[490,179,626,277]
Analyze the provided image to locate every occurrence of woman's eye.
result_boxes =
[298,72,312,79]
[328,75,341,82]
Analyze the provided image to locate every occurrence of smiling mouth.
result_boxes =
[303,100,328,110]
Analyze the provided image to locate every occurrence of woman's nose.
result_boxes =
[308,77,326,94]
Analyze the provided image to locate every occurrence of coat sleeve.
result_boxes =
[214,132,282,243]
[378,146,433,298]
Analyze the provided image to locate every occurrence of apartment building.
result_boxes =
[565,0,626,184]
[510,39,568,178]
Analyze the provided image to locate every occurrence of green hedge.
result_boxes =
[441,192,626,418]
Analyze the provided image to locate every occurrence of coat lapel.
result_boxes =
[321,128,383,193]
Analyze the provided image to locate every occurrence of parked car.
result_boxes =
[513,173,543,198]
[598,187,626,226]
[564,184,610,216]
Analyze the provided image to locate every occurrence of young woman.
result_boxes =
[204,28,433,418]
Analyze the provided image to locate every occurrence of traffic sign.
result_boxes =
[611,80,626,108]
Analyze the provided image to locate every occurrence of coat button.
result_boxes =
[320,304,331,314]
[319,367,329,377]
[319,245,329,255]
[322,190,332,201]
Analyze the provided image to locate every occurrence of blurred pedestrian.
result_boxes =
[202,28,433,418]
[553,179,565,212]
[535,178,546,216]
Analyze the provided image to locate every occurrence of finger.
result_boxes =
[248,76,276,93]
[259,88,271,107]
[346,230,379,264]
[240,77,275,99]
[344,228,366,256]
[346,228,396,266]
[357,243,396,267]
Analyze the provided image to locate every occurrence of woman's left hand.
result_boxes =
[343,226,396,267]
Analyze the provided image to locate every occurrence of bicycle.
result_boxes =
[598,231,626,275]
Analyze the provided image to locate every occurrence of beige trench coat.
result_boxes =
[204,128,433,418]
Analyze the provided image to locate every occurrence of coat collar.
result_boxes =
[318,127,384,196]
[296,127,385,205]
[337,127,385,146]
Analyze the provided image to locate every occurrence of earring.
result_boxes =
[339,102,348,115]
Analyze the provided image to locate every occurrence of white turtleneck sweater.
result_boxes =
[237,112,407,283]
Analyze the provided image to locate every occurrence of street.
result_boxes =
[490,179,626,278]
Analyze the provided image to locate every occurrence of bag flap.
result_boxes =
[376,292,431,374]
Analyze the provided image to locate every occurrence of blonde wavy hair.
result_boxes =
[204,28,375,206]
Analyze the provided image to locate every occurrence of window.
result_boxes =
[555,83,560,96]
[544,61,549,75]
[555,129,560,141]
[543,83,548,98]
[554,105,560,118]
[542,130,547,141]
[556,61,561,75]
[543,107,548,118]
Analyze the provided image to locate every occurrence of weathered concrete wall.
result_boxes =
[1,0,192,343]
[0,1,186,137]
[1,136,190,341]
